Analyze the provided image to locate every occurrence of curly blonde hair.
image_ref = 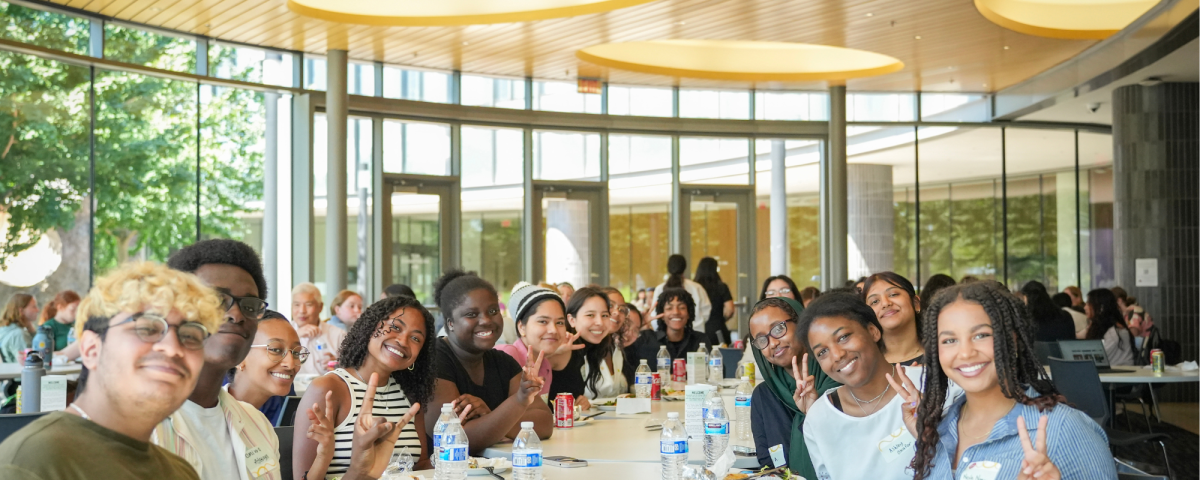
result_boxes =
[75,261,224,338]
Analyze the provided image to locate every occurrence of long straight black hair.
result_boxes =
[565,287,615,394]
[693,257,724,301]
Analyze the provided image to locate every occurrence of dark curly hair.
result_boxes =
[565,287,615,395]
[654,287,695,335]
[797,292,886,354]
[910,282,1063,480]
[167,239,268,299]
[337,296,436,408]
[433,269,496,316]
[759,275,800,302]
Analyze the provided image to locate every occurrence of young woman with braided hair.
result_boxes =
[887,282,1115,480]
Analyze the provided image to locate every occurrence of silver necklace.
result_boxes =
[847,384,890,415]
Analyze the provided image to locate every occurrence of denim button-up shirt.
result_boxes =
[926,390,1116,480]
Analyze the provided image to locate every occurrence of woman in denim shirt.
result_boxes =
[887,282,1116,480]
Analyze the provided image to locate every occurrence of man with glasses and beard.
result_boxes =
[0,262,222,479]
[152,239,283,480]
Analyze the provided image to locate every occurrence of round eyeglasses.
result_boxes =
[751,321,790,350]
[111,313,210,350]
[250,343,310,363]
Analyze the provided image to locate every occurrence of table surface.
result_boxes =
[1096,365,1200,383]
[0,362,82,380]
[407,461,670,480]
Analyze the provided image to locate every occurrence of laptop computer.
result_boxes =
[1057,339,1124,374]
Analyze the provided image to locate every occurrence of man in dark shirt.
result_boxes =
[0,261,222,479]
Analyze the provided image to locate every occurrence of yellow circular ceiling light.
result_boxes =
[576,40,904,82]
[975,0,1159,39]
[287,0,657,26]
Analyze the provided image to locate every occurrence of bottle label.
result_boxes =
[438,445,468,462]
[704,422,729,435]
[657,358,671,370]
[432,433,442,447]
[709,358,722,367]
[513,452,542,468]
[635,374,652,385]
[660,440,688,454]
[735,395,752,407]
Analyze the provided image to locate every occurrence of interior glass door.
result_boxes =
[543,196,592,289]
[389,191,441,305]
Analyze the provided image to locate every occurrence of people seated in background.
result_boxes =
[0,261,222,479]
[291,283,346,375]
[1064,285,1086,312]
[626,288,707,376]
[1084,289,1135,366]
[380,283,416,301]
[760,275,800,302]
[650,255,712,332]
[797,286,821,308]
[959,275,981,284]
[861,272,925,366]
[327,290,364,332]
[694,257,735,346]
[798,293,962,480]
[226,310,304,422]
[295,295,432,479]
[1110,287,1153,338]
[620,303,644,348]
[746,296,837,480]
[1052,292,1090,338]
[556,282,575,305]
[549,288,627,405]
[919,274,956,312]
[426,270,552,454]
[154,239,280,480]
[1019,281,1076,342]
[496,282,569,395]
[600,287,628,338]
[903,282,1117,480]
[633,289,650,314]
[0,294,36,362]
[38,290,80,351]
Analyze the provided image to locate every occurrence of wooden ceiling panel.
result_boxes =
[42,0,1098,91]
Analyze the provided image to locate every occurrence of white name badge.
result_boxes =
[960,461,1003,480]
[769,444,787,467]
[245,445,279,478]
[877,427,916,463]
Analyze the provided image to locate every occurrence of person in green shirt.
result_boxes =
[37,290,81,352]
[0,261,224,480]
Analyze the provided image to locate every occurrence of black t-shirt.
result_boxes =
[705,283,732,326]
[435,338,523,411]
[547,350,586,405]
[1035,310,1078,343]
[625,329,707,373]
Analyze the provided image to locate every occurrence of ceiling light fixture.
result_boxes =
[865,13,873,17]
[1003,45,1010,50]
[462,41,469,45]
[289,0,659,26]
[1139,76,1163,87]
[914,35,922,39]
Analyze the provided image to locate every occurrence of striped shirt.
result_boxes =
[926,389,1117,480]
[326,368,422,475]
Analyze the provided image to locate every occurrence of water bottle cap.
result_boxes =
[521,421,534,429]
[741,376,749,381]
[639,359,648,365]
[667,412,679,419]
[442,403,454,412]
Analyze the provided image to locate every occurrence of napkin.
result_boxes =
[709,443,736,478]
[1179,361,1198,371]
[616,397,652,414]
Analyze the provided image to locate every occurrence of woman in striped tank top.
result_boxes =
[293,295,436,480]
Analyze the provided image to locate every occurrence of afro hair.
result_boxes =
[168,238,268,299]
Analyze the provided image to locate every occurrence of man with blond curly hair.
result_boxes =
[0,261,224,479]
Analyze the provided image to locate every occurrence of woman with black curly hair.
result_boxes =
[293,295,433,479]
[625,287,707,377]
[426,270,553,454]
[888,282,1115,480]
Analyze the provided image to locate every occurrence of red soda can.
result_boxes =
[650,372,662,400]
[672,359,687,383]
[555,393,574,428]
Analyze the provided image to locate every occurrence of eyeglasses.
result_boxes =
[217,291,268,319]
[751,321,790,350]
[250,343,310,363]
[764,288,792,298]
[111,313,210,350]
[610,305,629,321]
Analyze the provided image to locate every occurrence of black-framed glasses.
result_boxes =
[751,321,790,350]
[764,288,793,298]
[251,343,310,363]
[111,313,210,350]
[217,291,268,319]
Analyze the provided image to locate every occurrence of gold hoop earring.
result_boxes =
[408,363,415,371]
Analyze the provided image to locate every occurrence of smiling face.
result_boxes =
[236,320,302,397]
[193,263,260,369]
[448,288,502,353]
[334,294,364,324]
[605,291,626,336]
[291,292,323,326]
[865,282,919,334]
[765,279,795,300]
[748,306,801,368]
[621,309,643,347]
[517,299,566,356]
[807,315,884,388]
[569,295,611,345]
[367,306,426,371]
[936,300,999,395]
[661,297,689,336]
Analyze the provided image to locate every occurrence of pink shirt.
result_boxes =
[495,338,552,395]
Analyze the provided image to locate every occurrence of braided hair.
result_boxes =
[565,287,615,394]
[337,295,436,407]
[910,282,1064,479]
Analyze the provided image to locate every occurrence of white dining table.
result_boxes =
[0,362,82,380]
[407,460,670,480]
[1096,365,1199,384]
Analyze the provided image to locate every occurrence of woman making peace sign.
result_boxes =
[889,282,1116,480]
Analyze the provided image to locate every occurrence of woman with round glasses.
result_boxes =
[759,275,801,302]
[227,311,306,417]
[746,296,838,480]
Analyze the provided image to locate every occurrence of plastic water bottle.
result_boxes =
[312,338,330,371]
[702,396,729,469]
[634,360,653,398]
[656,346,671,374]
[435,410,469,480]
[696,343,708,385]
[734,376,753,441]
[431,403,455,470]
[708,346,723,386]
[512,421,543,480]
[660,412,688,480]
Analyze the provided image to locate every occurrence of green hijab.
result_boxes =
[749,296,839,480]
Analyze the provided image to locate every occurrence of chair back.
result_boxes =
[276,396,303,427]
[1034,341,1061,366]
[0,412,50,443]
[275,426,293,480]
[1047,357,1109,425]
[719,348,743,379]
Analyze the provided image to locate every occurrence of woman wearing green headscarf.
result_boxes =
[748,296,839,480]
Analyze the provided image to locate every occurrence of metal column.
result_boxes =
[770,139,788,276]
[822,85,848,289]
[325,50,349,298]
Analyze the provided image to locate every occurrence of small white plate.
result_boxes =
[596,405,617,411]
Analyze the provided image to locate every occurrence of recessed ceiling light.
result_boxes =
[914,35,922,39]
[676,21,686,25]
[1003,45,1010,50]
[462,41,469,46]
[865,13,873,17]
[982,83,988,87]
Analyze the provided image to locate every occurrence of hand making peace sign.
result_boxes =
[791,353,818,414]
[515,348,546,406]
[885,364,922,438]
[348,372,422,479]
[1017,415,1061,480]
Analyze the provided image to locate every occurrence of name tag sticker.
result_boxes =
[244,445,279,478]
[769,444,787,467]
[960,461,1002,480]
[877,427,916,463]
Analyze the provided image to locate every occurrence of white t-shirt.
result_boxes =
[803,366,962,480]
[176,401,241,480]
[1103,327,1135,366]
[583,348,629,399]
[651,279,712,333]
[1063,307,1088,336]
